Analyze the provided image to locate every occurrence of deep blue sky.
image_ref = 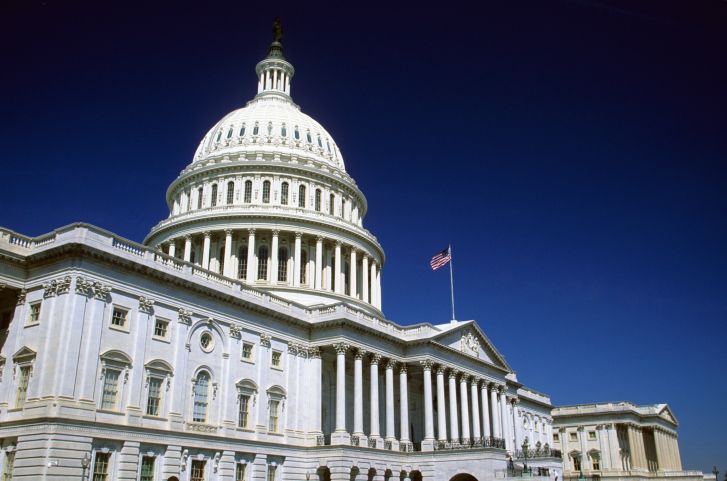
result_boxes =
[2,0,726,472]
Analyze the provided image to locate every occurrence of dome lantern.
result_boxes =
[255,18,295,99]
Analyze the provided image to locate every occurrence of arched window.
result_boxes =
[317,135,322,148]
[190,250,196,264]
[281,124,287,137]
[329,193,335,215]
[227,127,233,139]
[300,250,308,285]
[278,247,288,282]
[218,247,225,274]
[344,262,350,295]
[197,187,203,209]
[262,180,271,204]
[186,189,192,211]
[306,131,312,143]
[294,126,300,140]
[298,185,306,208]
[257,246,269,280]
[267,122,273,136]
[244,180,252,203]
[326,140,331,153]
[331,256,336,292]
[210,184,218,207]
[215,131,222,142]
[238,246,248,280]
[340,199,345,217]
[252,122,259,136]
[192,371,210,422]
[226,181,234,205]
[315,189,321,211]
[281,182,289,205]
[239,124,246,137]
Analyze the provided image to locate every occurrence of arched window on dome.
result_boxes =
[298,185,306,208]
[326,139,331,154]
[210,184,218,207]
[317,135,322,148]
[300,250,308,285]
[244,180,252,203]
[278,247,288,283]
[257,246,269,280]
[239,124,246,137]
[192,371,211,422]
[281,124,287,137]
[340,199,345,218]
[186,189,192,212]
[281,182,289,205]
[344,261,350,296]
[294,126,300,140]
[306,131,312,144]
[227,127,233,139]
[238,246,248,280]
[218,247,225,275]
[226,181,234,205]
[215,131,222,143]
[197,187,203,210]
[262,180,271,204]
[331,256,336,292]
[315,189,321,212]
[253,122,259,136]
[267,122,273,136]
[329,193,335,215]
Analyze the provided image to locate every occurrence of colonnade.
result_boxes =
[329,344,510,452]
[162,229,382,309]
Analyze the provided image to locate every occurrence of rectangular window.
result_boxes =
[573,455,581,472]
[238,394,250,428]
[269,400,280,432]
[569,432,578,442]
[28,301,41,324]
[153,318,169,339]
[267,465,276,481]
[101,369,121,410]
[553,433,560,442]
[241,342,253,361]
[111,307,128,328]
[236,463,246,481]
[592,457,600,471]
[588,431,597,440]
[146,377,163,416]
[191,460,206,481]
[140,456,155,481]
[92,452,110,481]
[271,350,282,368]
[16,365,31,407]
[2,451,14,481]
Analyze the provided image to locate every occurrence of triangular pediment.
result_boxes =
[658,405,678,425]
[12,346,36,362]
[432,321,511,371]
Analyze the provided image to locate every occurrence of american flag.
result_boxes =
[430,247,451,271]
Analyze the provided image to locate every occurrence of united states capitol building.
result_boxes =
[0,26,705,481]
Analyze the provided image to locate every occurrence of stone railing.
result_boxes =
[436,436,506,451]
[516,448,562,459]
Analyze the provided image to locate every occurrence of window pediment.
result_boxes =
[100,349,133,367]
[12,346,36,363]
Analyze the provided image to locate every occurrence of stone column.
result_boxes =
[560,428,569,471]
[362,255,369,303]
[369,354,381,440]
[436,366,447,442]
[246,229,256,282]
[350,248,357,298]
[499,387,510,451]
[481,381,491,438]
[315,236,323,290]
[309,347,323,434]
[607,424,621,470]
[202,231,211,270]
[579,427,590,471]
[332,343,349,443]
[459,375,471,444]
[399,364,409,444]
[270,230,279,284]
[334,241,342,294]
[353,348,366,438]
[490,384,501,438]
[183,235,192,262]
[223,229,233,277]
[376,266,382,308]
[597,425,610,470]
[294,232,302,287]
[448,370,460,443]
[385,359,397,443]
[371,262,378,307]
[168,241,176,257]
[511,398,520,452]
[420,361,435,449]
[471,378,481,443]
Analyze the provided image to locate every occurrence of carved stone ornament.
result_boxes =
[16,289,27,306]
[354,348,367,360]
[138,296,155,313]
[308,346,321,359]
[385,359,398,370]
[75,276,92,295]
[260,333,271,347]
[370,353,382,365]
[229,324,242,338]
[419,360,433,370]
[178,308,193,324]
[43,276,70,298]
[333,342,349,354]
[461,331,480,358]
[92,282,111,301]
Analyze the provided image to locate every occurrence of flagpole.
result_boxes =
[448,244,456,321]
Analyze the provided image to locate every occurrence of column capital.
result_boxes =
[203,231,211,239]
[247,228,256,235]
[335,240,342,247]
[385,358,398,370]
[419,360,433,370]
[333,342,349,354]
[316,235,324,243]
[271,229,280,236]
[435,365,447,375]
[559,427,567,433]
[295,231,302,239]
[461,374,472,384]
[509,396,519,405]
[448,369,459,379]
[498,384,507,394]
[184,234,192,241]
[399,363,408,374]
[225,228,233,235]
[577,426,585,432]
[354,348,368,360]
[370,353,382,365]
[308,346,321,359]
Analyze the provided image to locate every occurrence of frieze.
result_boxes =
[461,331,480,358]
[185,422,218,434]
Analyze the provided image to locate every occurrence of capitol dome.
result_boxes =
[144,32,384,315]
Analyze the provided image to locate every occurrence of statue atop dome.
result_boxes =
[272,17,283,44]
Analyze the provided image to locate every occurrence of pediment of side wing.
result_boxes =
[432,321,511,371]
[658,404,678,425]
